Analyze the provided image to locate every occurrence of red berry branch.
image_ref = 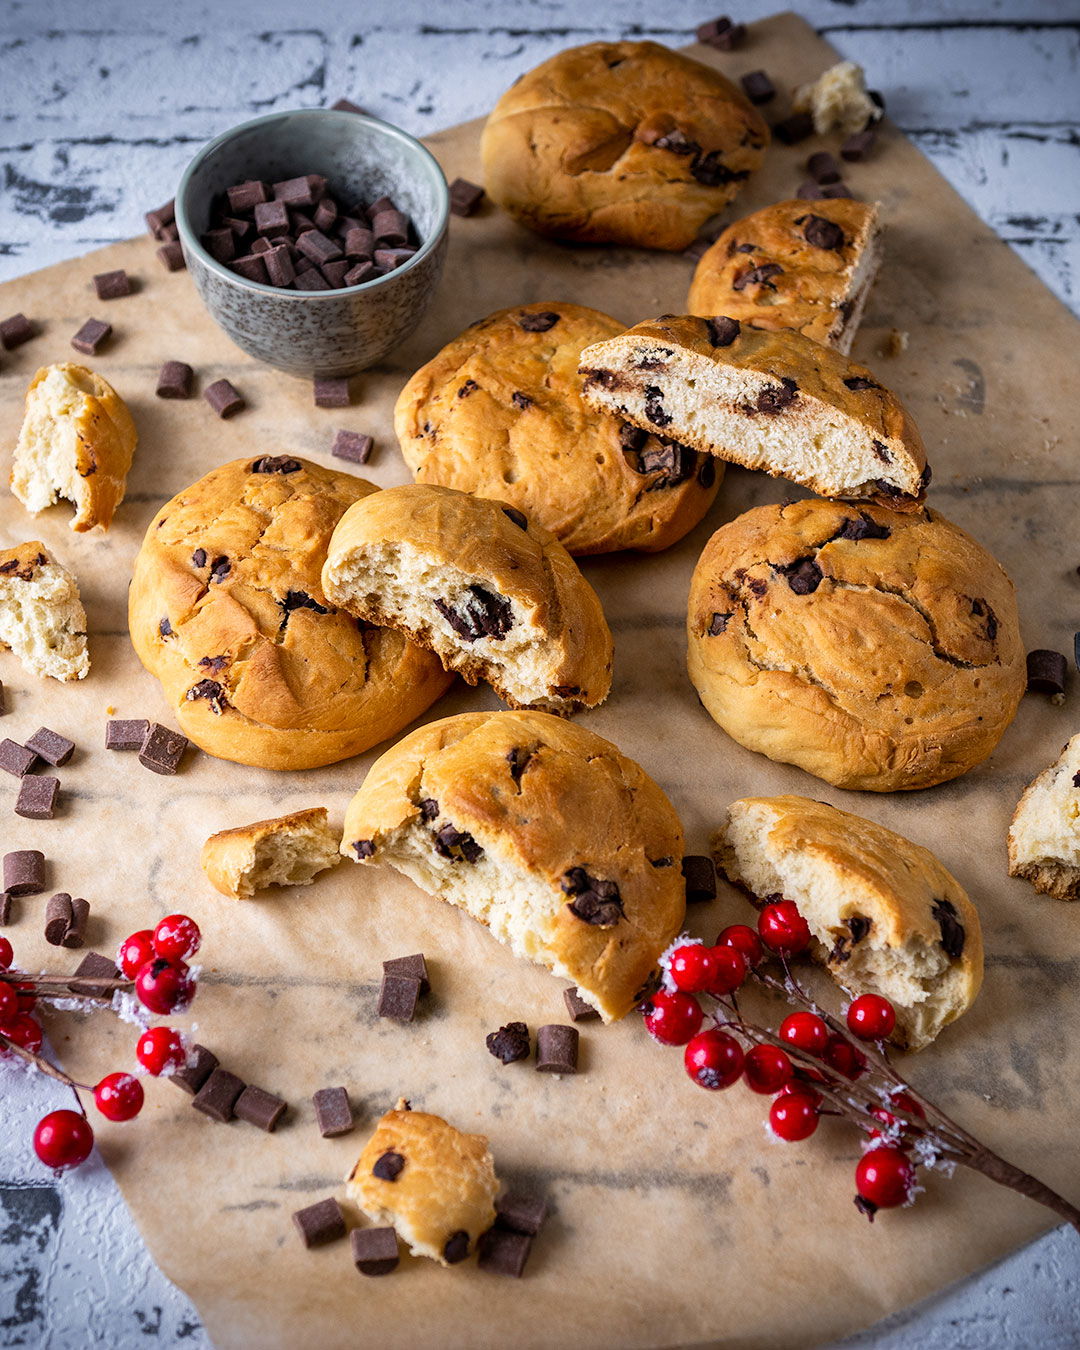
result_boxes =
[0,916,202,1172]
[642,902,1080,1231]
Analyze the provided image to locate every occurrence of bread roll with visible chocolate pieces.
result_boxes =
[687,498,1025,792]
[579,316,929,510]
[480,40,768,251]
[11,363,137,532]
[346,1100,498,1267]
[1008,734,1080,900]
[0,542,89,681]
[715,796,983,1050]
[340,709,686,1021]
[129,456,452,771]
[688,199,882,353]
[395,302,721,557]
[201,807,341,899]
[323,484,612,714]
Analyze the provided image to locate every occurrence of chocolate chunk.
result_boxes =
[3,850,45,896]
[209,556,231,584]
[443,1230,470,1264]
[841,128,877,163]
[779,557,823,594]
[201,228,236,263]
[377,972,421,1023]
[419,798,439,821]
[264,244,296,287]
[331,98,366,115]
[16,775,59,820]
[321,259,351,288]
[230,253,269,283]
[696,16,745,50]
[844,376,881,391]
[0,891,11,925]
[1074,631,1080,676]
[536,1024,579,1074]
[562,868,624,926]
[503,506,528,531]
[682,855,717,904]
[654,130,699,157]
[204,379,245,418]
[931,898,966,959]
[478,1227,532,1278]
[706,316,740,347]
[803,215,845,251]
[449,177,485,216]
[344,226,375,258]
[138,723,188,775]
[797,180,854,201]
[638,439,695,487]
[690,150,749,187]
[186,679,227,715]
[343,261,380,286]
[847,915,871,945]
[314,377,350,408]
[740,71,775,105]
[372,1150,405,1181]
[68,951,120,998]
[192,1067,246,1122]
[313,1086,354,1137]
[1027,649,1067,697]
[506,745,534,785]
[753,378,799,414]
[383,953,430,994]
[736,262,784,293]
[350,1225,399,1276]
[619,423,648,453]
[371,209,410,246]
[970,598,998,642]
[192,548,208,568]
[832,514,890,543]
[698,456,716,489]
[643,385,671,427]
[297,229,344,265]
[272,176,319,207]
[313,198,339,233]
[495,1191,549,1235]
[806,152,841,185]
[145,200,175,237]
[486,1021,531,1065]
[563,987,600,1023]
[0,313,35,349]
[325,429,373,467]
[517,311,560,332]
[251,455,301,474]
[24,728,74,767]
[293,1198,346,1249]
[156,361,194,399]
[433,586,513,643]
[352,839,375,859]
[373,247,416,272]
[71,318,111,356]
[93,269,132,300]
[708,611,732,636]
[64,897,89,949]
[511,390,533,410]
[0,739,38,777]
[433,823,484,864]
[227,180,269,213]
[772,112,814,145]
[156,241,186,271]
[225,216,253,239]
[44,893,75,946]
[171,1044,218,1095]
[235,1085,287,1132]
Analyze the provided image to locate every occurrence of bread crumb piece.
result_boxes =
[882,328,909,358]
[794,61,882,137]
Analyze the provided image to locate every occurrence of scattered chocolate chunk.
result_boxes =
[0,739,37,777]
[3,850,45,896]
[841,128,877,163]
[487,1021,531,1065]
[803,215,845,251]
[443,1230,470,1264]
[733,262,782,291]
[145,200,175,237]
[754,377,799,413]
[171,1044,218,1095]
[682,855,717,904]
[797,180,854,201]
[377,972,421,1023]
[478,1227,532,1278]
[449,177,485,216]
[0,681,5,715]
[740,71,775,105]
[0,892,11,925]
[806,151,841,185]
[71,318,112,356]
[293,1198,346,1249]
[16,775,60,820]
[373,1150,405,1181]
[433,586,513,643]
[314,377,350,408]
[93,269,132,301]
[156,360,194,399]
[235,1085,287,1132]
[383,953,430,994]
[251,455,301,474]
[350,1225,399,1276]
[24,728,74,767]
[496,1191,549,1235]
[1027,649,1067,697]
[832,514,890,543]
[192,1067,246,1122]
[331,429,374,464]
[503,506,528,531]
[1,313,35,349]
[772,111,814,145]
[138,723,188,776]
[204,379,245,419]
[706,316,740,347]
[696,15,746,50]
[227,180,269,213]
[708,611,732,636]
[563,987,600,1023]
[433,822,484,863]
[536,1024,579,1074]
[156,241,186,271]
[45,892,86,947]
[931,898,966,959]
[517,311,560,332]
[313,1086,354,1137]
[68,951,120,998]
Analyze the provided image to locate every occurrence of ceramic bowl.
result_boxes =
[175,109,449,378]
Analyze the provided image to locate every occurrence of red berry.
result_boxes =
[705,944,747,996]
[0,936,12,969]
[684,1029,744,1090]
[668,944,717,994]
[117,930,156,980]
[152,913,201,962]
[870,1092,926,1142]
[779,1011,829,1056]
[847,993,896,1041]
[94,1072,145,1122]
[758,900,812,956]
[769,1091,820,1141]
[743,1043,793,1094]
[823,1034,868,1080]
[642,990,703,1046]
[0,982,18,1024]
[14,980,36,1014]
[1,1013,43,1054]
[134,958,196,1015]
[716,924,763,968]
[136,1026,187,1076]
[855,1146,915,1212]
[33,1109,94,1172]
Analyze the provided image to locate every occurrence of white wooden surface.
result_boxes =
[0,2,1078,1346]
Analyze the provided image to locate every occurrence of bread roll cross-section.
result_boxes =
[200,807,341,899]
[0,542,89,681]
[1008,733,1080,900]
[579,316,929,509]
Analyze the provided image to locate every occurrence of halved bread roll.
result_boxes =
[200,807,341,899]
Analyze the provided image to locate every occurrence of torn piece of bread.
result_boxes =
[322,484,613,714]
[200,807,341,899]
[793,61,883,137]
[714,796,984,1051]
[11,363,138,532]
[1008,734,1080,900]
[346,1101,497,1266]
[578,315,929,510]
[340,709,686,1021]
[0,542,89,681]
[688,199,883,354]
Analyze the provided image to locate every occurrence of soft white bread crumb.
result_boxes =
[793,61,882,137]
[1008,734,1080,900]
[200,807,341,899]
[0,542,89,681]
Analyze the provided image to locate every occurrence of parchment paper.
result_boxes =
[1,13,1077,1348]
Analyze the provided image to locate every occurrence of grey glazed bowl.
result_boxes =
[175,109,449,378]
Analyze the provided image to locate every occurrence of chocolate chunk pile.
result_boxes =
[200,176,422,290]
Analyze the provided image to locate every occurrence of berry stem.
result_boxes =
[0,1029,84,1091]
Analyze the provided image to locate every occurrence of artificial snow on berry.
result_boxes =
[136,1026,188,1076]
[33,1110,94,1172]
[855,1146,915,1213]
[684,1029,744,1090]
[757,900,812,956]
[94,1073,145,1122]
[846,993,896,1041]
[134,959,196,1015]
[642,990,703,1046]
[152,914,201,962]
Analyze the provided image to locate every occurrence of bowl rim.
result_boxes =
[175,107,449,300]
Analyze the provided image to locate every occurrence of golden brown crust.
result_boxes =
[481,40,768,250]
[395,302,721,556]
[129,457,452,770]
[688,199,882,349]
[687,499,1026,791]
